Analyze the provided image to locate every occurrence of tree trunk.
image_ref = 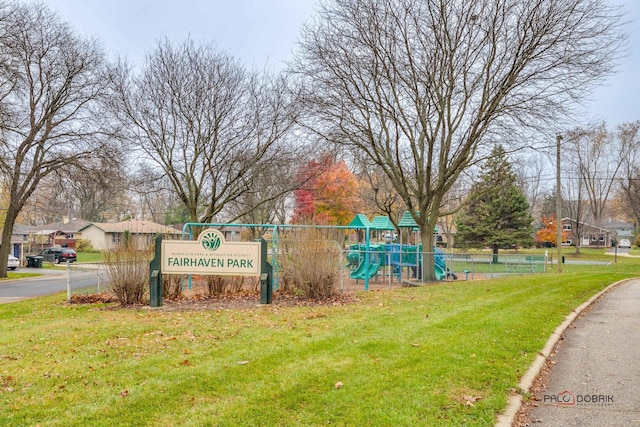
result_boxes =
[420,227,436,282]
[492,244,499,264]
[0,206,19,278]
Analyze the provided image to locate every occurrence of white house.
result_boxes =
[78,219,182,250]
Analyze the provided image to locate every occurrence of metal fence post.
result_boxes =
[66,261,71,303]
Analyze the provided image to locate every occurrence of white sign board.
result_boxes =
[162,229,261,276]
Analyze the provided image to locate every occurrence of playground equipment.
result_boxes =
[347,244,455,282]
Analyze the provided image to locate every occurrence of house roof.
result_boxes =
[604,219,634,229]
[79,218,181,235]
[561,217,611,233]
[34,218,91,234]
[13,223,36,235]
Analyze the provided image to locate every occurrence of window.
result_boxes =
[563,224,572,231]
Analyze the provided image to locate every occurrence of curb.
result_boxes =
[494,278,635,427]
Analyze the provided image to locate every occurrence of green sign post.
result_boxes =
[149,235,163,307]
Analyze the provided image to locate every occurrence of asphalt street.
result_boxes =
[0,267,101,304]
[526,279,640,426]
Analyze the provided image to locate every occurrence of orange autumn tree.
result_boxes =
[535,215,568,247]
[291,155,362,225]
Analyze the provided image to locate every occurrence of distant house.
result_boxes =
[78,219,182,250]
[28,218,91,249]
[561,218,613,248]
[9,224,35,260]
[602,219,635,241]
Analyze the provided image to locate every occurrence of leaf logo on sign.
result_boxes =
[201,231,221,251]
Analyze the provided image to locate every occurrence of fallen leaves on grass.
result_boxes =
[334,381,344,389]
[69,293,118,304]
[462,395,482,406]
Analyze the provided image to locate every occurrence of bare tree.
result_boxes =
[56,149,131,222]
[354,155,404,228]
[514,152,548,220]
[0,3,111,276]
[224,151,302,237]
[294,0,626,279]
[564,123,632,226]
[561,168,589,254]
[615,121,640,228]
[109,39,302,226]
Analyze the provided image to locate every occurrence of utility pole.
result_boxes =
[556,133,563,273]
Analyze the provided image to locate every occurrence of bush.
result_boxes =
[103,243,153,305]
[74,239,95,252]
[279,228,343,299]
[162,275,183,299]
[203,275,256,296]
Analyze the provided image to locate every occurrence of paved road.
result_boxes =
[0,266,103,304]
[526,279,640,426]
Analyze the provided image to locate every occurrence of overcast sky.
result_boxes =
[44,0,639,127]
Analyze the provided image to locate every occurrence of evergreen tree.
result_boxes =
[456,146,534,262]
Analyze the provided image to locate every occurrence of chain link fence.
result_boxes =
[340,246,550,288]
[65,262,111,298]
[62,249,550,300]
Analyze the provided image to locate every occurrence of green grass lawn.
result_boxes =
[0,259,638,426]
[3,272,41,280]
[76,251,104,263]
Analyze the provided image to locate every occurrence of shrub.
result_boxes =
[103,243,153,305]
[203,275,256,296]
[278,228,343,299]
[162,275,183,299]
[74,239,95,252]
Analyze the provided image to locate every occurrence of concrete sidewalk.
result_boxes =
[518,278,640,426]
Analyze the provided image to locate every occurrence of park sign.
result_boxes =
[161,229,261,276]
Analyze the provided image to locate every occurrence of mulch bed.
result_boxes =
[69,289,360,311]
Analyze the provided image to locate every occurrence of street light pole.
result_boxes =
[556,133,563,273]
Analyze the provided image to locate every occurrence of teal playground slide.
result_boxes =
[434,263,446,281]
[350,245,384,280]
[350,257,383,280]
[348,245,452,282]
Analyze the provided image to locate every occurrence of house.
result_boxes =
[561,218,613,248]
[8,224,35,260]
[78,219,182,250]
[29,218,92,248]
[603,219,635,241]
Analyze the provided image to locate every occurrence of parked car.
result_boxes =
[40,247,77,264]
[618,238,631,249]
[7,255,20,270]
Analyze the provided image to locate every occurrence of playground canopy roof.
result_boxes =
[398,211,419,229]
[348,214,372,229]
[370,215,395,230]
[397,211,439,233]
